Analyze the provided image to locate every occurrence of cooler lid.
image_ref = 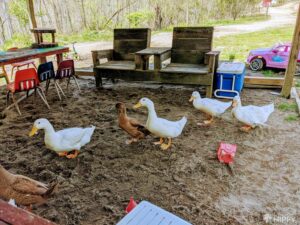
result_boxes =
[217,62,245,74]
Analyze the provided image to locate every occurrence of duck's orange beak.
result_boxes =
[133,102,142,109]
[29,126,38,137]
[189,96,195,102]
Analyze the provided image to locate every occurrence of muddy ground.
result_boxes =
[0,78,299,225]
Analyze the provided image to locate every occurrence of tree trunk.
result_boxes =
[80,0,88,29]
[154,4,162,30]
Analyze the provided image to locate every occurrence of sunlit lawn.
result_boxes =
[214,26,294,61]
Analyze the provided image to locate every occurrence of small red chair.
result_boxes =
[55,60,80,93]
[8,47,37,80]
[6,68,50,115]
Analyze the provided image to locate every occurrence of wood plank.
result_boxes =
[171,50,205,64]
[114,28,151,39]
[244,76,285,86]
[113,52,135,61]
[159,50,171,62]
[172,39,212,50]
[243,84,282,89]
[96,61,135,70]
[75,68,94,76]
[159,72,212,85]
[114,40,148,52]
[161,63,209,74]
[173,27,213,39]
[0,199,57,225]
[30,28,56,33]
[281,3,300,97]
[291,87,300,114]
[136,47,171,55]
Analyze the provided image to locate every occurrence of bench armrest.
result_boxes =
[92,49,113,67]
[205,51,220,73]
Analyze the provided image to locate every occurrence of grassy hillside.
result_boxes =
[214,26,294,62]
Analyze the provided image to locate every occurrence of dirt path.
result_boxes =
[73,0,298,62]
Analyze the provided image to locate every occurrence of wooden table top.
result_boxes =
[136,47,171,55]
[0,46,69,65]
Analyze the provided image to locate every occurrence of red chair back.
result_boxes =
[56,60,74,79]
[14,68,39,92]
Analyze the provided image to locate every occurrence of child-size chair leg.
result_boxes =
[73,76,81,91]
[45,80,50,94]
[54,82,62,100]
[37,88,50,109]
[67,77,71,91]
[6,91,10,107]
[55,80,66,97]
[12,93,21,115]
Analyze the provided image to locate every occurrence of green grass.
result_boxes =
[0,33,32,51]
[56,29,112,44]
[262,70,276,77]
[278,102,297,112]
[159,14,270,32]
[204,14,270,26]
[284,114,299,122]
[214,26,294,61]
[0,30,112,50]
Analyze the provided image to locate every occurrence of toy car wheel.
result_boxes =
[250,58,264,71]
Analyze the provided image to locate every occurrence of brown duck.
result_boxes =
[0,164,57,208]
[116,102,150,144]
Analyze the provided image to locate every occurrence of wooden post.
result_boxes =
[281,3,300,98]
[27,0,38,43]
[27,0,37,28]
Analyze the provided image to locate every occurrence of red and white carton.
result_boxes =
[217,142,237,164]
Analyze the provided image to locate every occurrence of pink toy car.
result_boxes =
[247,43,300,71]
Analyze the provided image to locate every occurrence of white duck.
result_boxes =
[189,91,232,125]
[133,98,187,150]
[29,118,95,158]
[231,95,274,132]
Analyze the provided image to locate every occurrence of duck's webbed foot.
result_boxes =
[197,115,214,126]
[240,125,253,132]
[57,151,68,157]
[66,150,80,159]
[125,138,138,145]
[153,137,164,145]
[161,138,172,150]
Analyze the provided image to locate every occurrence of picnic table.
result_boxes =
[0,46,69,67]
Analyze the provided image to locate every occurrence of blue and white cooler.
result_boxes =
[214,62,246,99]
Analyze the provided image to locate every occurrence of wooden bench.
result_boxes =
[91,27,219,97]
[92,28,151,87]
[159,27,219,97]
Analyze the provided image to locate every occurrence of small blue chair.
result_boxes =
[37,61,64,100]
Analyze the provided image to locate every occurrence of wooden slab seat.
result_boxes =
[159,27,219,97]
[92,28,151,86]
[92,27,219,97]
